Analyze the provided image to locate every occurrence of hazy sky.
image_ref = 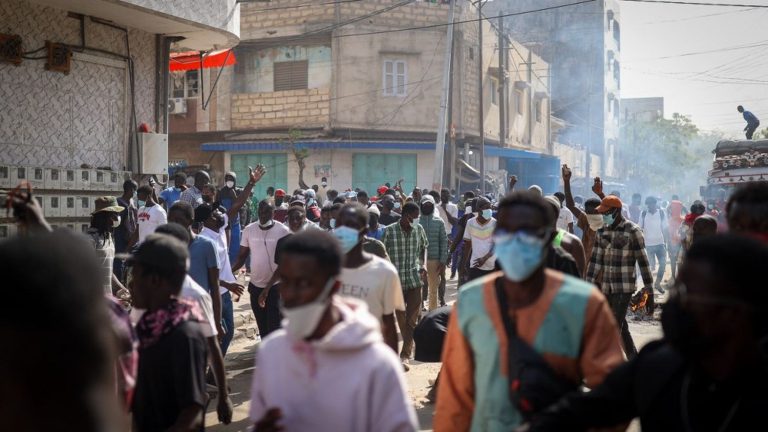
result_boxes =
[621,0,768,137]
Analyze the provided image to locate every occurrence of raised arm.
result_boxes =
[592,177,606,200]
[226,165,265,220]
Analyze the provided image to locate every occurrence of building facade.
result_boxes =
[487,0,621,179]
[170,0,556,198]
[0,0,239,236]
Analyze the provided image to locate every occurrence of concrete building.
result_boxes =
[0,0,239,235]
[486,0,622,180]
[170,0,557,198]
[622,97,664,123]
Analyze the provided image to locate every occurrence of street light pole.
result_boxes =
[477,0,486,194]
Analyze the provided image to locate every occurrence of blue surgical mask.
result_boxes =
[481,209,492,220]
[333,226,361,254]
[493,232,547,282]
[137,199,146,208]
[329,219,336,229]
[411,219,420,228]
[602,212,616,226]
[394,202,401,210]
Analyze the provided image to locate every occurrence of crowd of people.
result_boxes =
[2,163,767,432]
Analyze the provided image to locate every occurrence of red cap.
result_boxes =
[275,189,286,198]
[377,185,388,195]
[596,195,623,213]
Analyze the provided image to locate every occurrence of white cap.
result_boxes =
[367,205,380,216]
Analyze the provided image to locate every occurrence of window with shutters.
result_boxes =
[273,60,309,92]
[383,60,407,97]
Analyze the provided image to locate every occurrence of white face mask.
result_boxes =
[225,180,235,189]
[586,214,604,231]
[259,219,274,228]
[111,215,122,228]
[280,278,335,341]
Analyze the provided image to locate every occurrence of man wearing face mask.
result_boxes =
[382,202,428,369]
[419,195,448,311]
[88,196,128,296]
[159,171,187,209]
[335,204,404,352]
[196,204,245,356]
[379,195,402,226]
[462,196,497,282]
[563,165,603,264]
[232,200,290,339]
[586,195,654,358]
[179,170,210,209]
[435,192,624,431]
[218,172,242,260]
[528,235,768,432]
[248,231,418,432]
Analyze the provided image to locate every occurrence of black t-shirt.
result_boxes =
[132,321,208,432]
[546,246,581,278]
[378,212,401,226]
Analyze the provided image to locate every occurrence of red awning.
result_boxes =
[169,49,236,72]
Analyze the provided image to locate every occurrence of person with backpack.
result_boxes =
[640,197,669,307]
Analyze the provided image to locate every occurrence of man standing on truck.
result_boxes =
[737,105,760,139]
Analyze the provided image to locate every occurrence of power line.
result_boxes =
[306,0,416,36]
[243,0,363,12]
[334,0,597,38]
[621,0,768,7]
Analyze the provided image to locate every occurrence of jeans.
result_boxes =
[220,292,234,356]
[396,288,422,360]
[607,292,637,358]
[668,243,682,280]
[646,244,667,286]
[248,283,282,339]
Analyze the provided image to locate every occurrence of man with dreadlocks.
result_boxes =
[88,196,128,296]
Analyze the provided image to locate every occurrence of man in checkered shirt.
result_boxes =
[586,195,653,358]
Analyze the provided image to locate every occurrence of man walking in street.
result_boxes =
[667,194,686,279]
[232,200,291,338]
[129,234,209,432]
[128,185,166,249]
[336,203,404,353]
[159,171,187,209]
[562,165,603,265]
[419,195,448,311]
[248,231,418,432]
[553,192,575,234]
[114,179,138,282]
[179,170,210,209]
[586,195,654,358]
[435,192,624,431]
[379,194,402,226]
[462,196,497,282]
[382,202,428,369]
[89,196,128,295]
[738,105,760,139]
[641,196,669,300]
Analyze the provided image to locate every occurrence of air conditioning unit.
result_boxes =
[169,98,187,115]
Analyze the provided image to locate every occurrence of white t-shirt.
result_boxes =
[436,202,459,235]
[556,207,574,231]
[136,204,167,245]
[463,216,497,271]
[130,275,217,338]
[339,256,405,323]
[241,221,291,287]
[199,226,237,295]
[641,209,667,246]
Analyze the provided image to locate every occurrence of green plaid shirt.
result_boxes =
[420,213,448,262]
[382,222,428,290]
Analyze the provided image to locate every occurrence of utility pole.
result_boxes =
[477,1,486,194]
[498,16,506,149]
[432,0,456,191]
[447,17,456,191]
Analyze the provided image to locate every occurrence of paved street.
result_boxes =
[205,271,665,432]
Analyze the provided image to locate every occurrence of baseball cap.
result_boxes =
[92,196,124,215]
[377,185,388,195]
[275,189,286,198]
[420,195,436,205]
[368,205,380,216]
[595,195,623,213]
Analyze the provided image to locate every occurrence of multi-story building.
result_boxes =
[486,0,622,179]
[170,0,557,198]
[620,97,664,183]
[0,0,239,235]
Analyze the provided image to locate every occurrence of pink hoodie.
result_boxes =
[249,298,418,432]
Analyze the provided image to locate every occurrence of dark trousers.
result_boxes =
[746,122,759,139]
[607,292,638,358]
[248,283,282,339]
[396,288,422,360]
[467,267,494,284]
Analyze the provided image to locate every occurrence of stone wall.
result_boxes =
[231,88,331,130]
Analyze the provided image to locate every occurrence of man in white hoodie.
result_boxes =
[249,230,418,432]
